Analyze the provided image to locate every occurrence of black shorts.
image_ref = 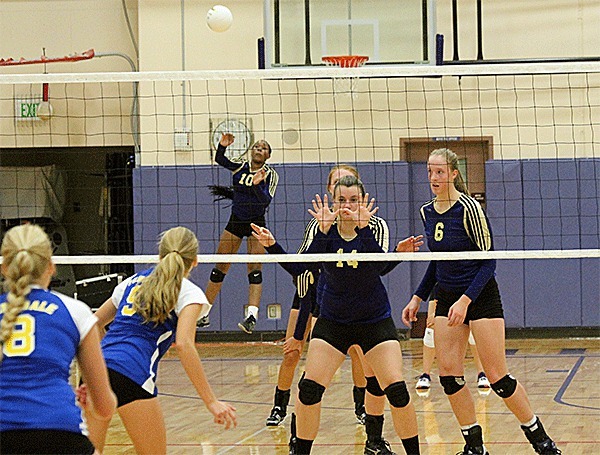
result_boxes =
[0,430,95,454]
[108,368,155,408]
[434,278,504,323]
[224,213,266,239]
[291,288,320,317]
[311,316,399,355]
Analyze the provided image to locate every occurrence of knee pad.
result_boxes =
[384,381,410,408]
[365,376,385,397]
[440,375,466,395]
[491,374,518,398]
[423,327,435,348]
[248,270,262,284]
[298,376,326,406]
[210,268,226,283]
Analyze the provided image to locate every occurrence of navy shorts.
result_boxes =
[434,278,504,323]
[224,213,266,239]
[108,368,155,408]
[0,430,95,454]
[311,316,399,355]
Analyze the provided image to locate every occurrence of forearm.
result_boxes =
[464,259,496,301]
[414,261,438,301]
[177,341,218,406]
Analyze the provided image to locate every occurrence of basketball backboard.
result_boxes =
[263,0,436,67]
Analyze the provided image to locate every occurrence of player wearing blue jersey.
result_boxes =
[82,227,237,454]
[402,148,560,455]
[202,132,278,333]
[0,224,115,455]
[253,175,421,455]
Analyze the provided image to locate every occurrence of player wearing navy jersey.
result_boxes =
[402,148,560,455]
[82,227,237,454]
[203,132,278,333]
[264,165,407,455]
[252,175,421,455]
[0,224,115,455]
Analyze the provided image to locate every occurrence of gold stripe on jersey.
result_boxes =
[459,194,492,251]
[264,164,279,198]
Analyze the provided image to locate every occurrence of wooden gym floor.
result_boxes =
[100,338,599,454]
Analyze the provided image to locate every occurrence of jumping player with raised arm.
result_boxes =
[402,148,560,455]
[0,224,116,455]
[253,175,421,455]
[201,132,278,333]
[82,226,237,454]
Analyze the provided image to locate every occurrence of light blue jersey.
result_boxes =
[0,286,97,434]
[101,268,210,396]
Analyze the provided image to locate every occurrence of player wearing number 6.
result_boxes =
[402,148,560,455]
[252,175,421,455]
[202,132,278,333]
[0,224,116,454]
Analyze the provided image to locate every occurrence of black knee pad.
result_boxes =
[491,374,518,398]
[365,376,385,397]
[440,375,466,395]
[298,375,326,406]
[384,381,410,408]
[210,268,226,283]
[248,270,262,284]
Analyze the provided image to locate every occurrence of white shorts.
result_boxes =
[423,328,476,348]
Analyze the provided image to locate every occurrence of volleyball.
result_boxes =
[206,5,233,33]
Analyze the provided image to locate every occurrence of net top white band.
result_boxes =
[0,249,596,265]
[1,61,599,85]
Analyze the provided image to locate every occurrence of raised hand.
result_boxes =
[308,194,339,234]
[395,235,424,252]
[351,193,378,229]
[219,133,235,147]
[251,223,275,247]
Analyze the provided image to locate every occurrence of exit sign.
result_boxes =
[15,96,41,121]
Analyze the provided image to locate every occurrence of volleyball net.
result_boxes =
[0,63,598,328]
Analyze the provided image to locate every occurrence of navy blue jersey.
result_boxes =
[0,287,97,434]
[414,193,496,302]
[215,144,278,220]
[101,268,210,396]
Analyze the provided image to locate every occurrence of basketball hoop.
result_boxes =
[322,55,368,99]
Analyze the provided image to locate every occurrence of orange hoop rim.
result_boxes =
[322,55,369,68]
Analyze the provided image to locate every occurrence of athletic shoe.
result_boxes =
[456,445,489,455]
[364,438,396,455]
[355,403,366,425]
[238,314,256,334]
[196,315,210,328]
[477,372,490,389]
[266,406,287,426]
[415,373,431,390]
[530,439,561,454]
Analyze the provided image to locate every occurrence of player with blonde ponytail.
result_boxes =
[82,226,237,455]
[0,224,116,454]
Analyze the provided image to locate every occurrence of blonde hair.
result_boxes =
[429,148,469,194]
[0,224,53,361]
[133,226,198,324]
[327,164,360,192]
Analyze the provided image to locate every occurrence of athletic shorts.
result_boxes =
[224,213,266,239]
[434,278,504,323]
[291,287,320,317]
[0,430,95,454]
[108,368,154,408]
[311,316,399,355]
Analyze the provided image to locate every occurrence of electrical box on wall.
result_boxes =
[174,127,192,151]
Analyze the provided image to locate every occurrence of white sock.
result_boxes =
[522,415,538,428]
[247,305,258,319]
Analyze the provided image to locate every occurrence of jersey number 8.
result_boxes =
[3,314,35,357]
